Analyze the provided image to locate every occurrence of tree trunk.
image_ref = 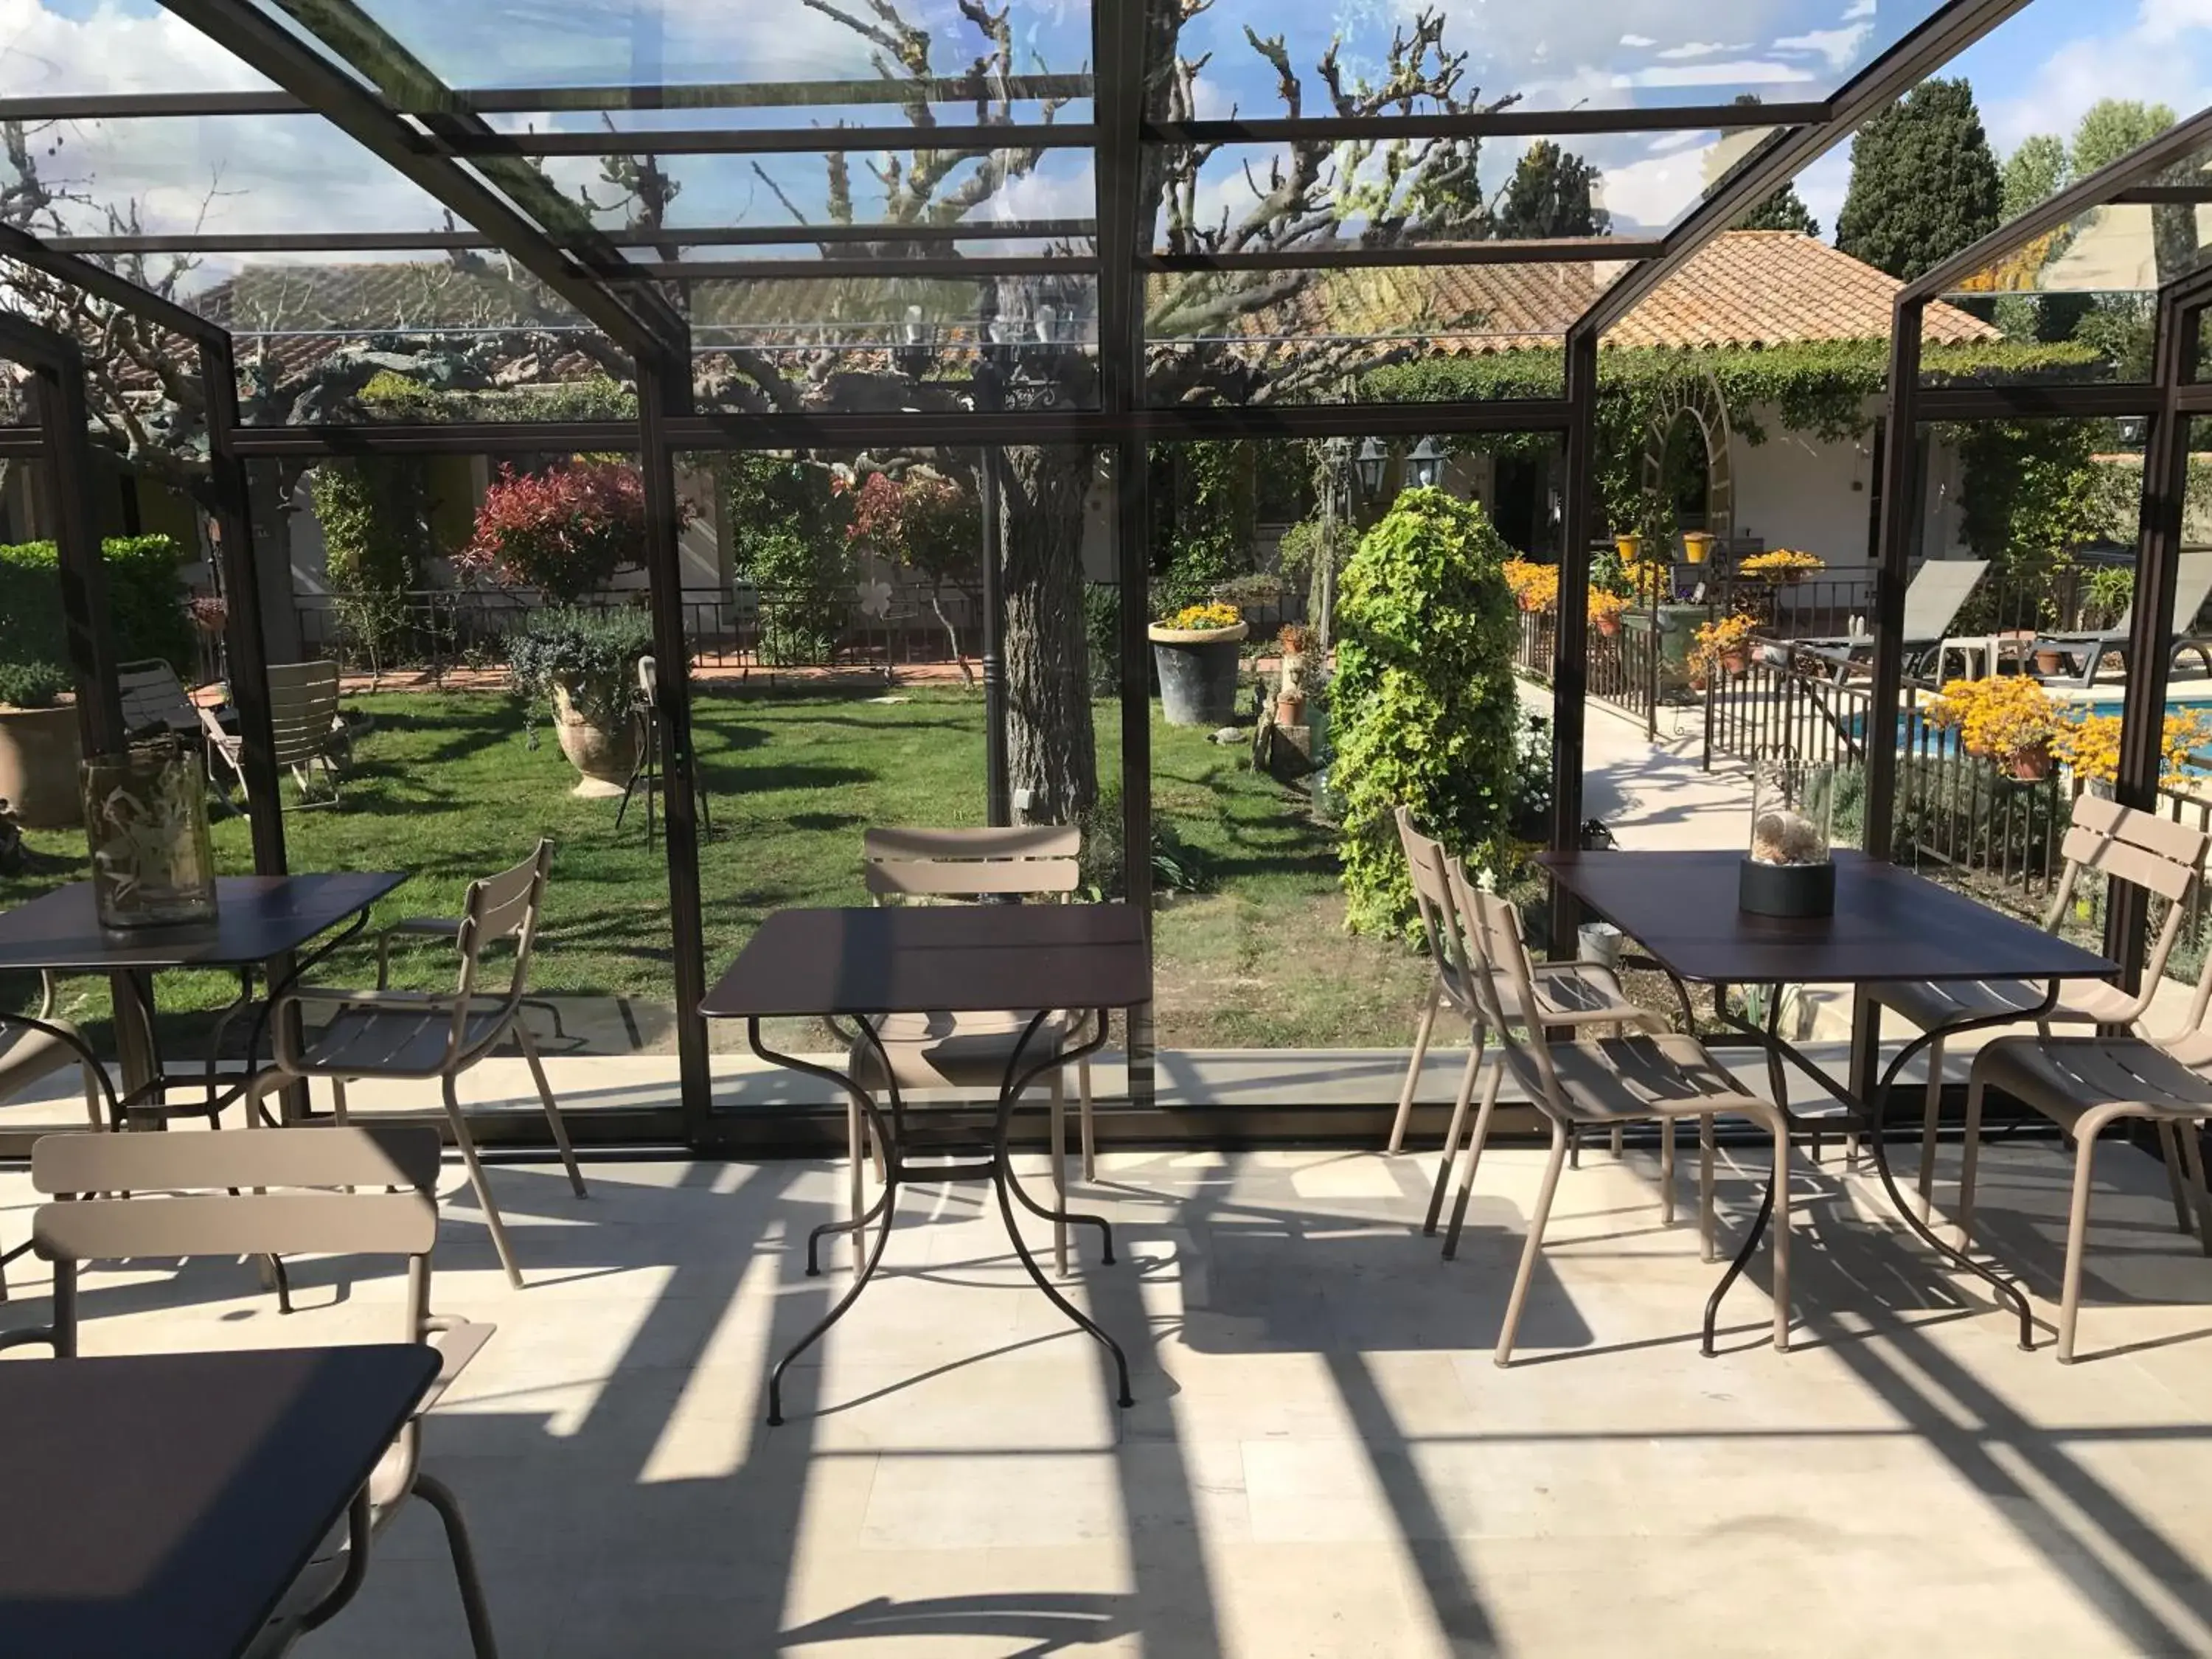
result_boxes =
[998,445,1099,825]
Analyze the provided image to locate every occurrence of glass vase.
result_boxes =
[82,737,218,932]
[1742,752,1835,917]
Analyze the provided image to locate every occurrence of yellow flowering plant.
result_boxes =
[1738,549,1826,582]
[1501,556,1559,614]
[2053,707,2212,788]
[1588,588,1629,631]
[1687,612,1757,680]
[1158,599,1241,632]
[1928,675,2061,765]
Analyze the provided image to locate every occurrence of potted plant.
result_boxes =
[1930,675,2061,781]
[1682,530,1715,566]
[1589,589,1629,639]
[1738,549,1825,586]
[1149,601,1247,726]
[0,661,80,828]
[1501,557,1559,614]
[507,606,655,795]
[1688,613,1758,682]
[1276,622,1317,725]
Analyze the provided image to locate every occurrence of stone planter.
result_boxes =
[1150,622,1248,727]
[552,678,639,798]
[0,703,83,829]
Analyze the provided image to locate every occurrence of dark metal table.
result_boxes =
[703,904,1152,1424]
[0,872,406,1128]
[0,1344,439,1658]
[1540,849,2116,1353]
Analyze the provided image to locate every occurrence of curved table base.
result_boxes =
[751,1010,1131,1427]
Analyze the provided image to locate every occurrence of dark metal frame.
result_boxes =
[0,0,2194,1141]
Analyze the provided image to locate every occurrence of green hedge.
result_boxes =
[0,534,192,675]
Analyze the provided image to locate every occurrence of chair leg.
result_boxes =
[1957,1071,1989,1252]
[1422,1032,1485,1237]
[1050,1069,1068,1277]
[1388,982,1441,1154]
[2174,1119,2212,1259]
[442,1074,524,1290]
[413,1474,501,1659]
[1659,1115,1676,1226]
[845,1085,866,1273]
[1917,1034,1947,1216]
[1698,1116,1717,1265]
[330,1077,349,1126]
[1441,1056,1505,1261]
[79,1059,104,1131]
[1769,1115,1792,1353]
[1078,1052,1096,1183]
[515,1027,587,1199]
[2059,1118,2107,1364]
[2157,1120,2195,1238]
[1495,1119,1571,1368]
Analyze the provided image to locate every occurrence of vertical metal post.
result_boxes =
[198,336,285,876]
[24,342,122,754]
[1853,299,1924,1102]
[2106,292,2197,989]
[1548,326,1599,956]
[637,352,714,1135]
[973,378,1011,825]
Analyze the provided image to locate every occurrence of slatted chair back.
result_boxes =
[1396,808,1475,1013]
[863,825,1082,902]
[115,658,201,740]
[2043,794,2208,1013]
[1445,857,1567,1114]
[26,1126,442,1357]
[267,659,343,770]
[452,840,554,1020]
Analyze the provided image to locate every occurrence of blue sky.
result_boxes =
[0,0,2204,271]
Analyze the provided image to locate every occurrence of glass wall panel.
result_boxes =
[237,448,682,1119]
[678,444,1127,1121]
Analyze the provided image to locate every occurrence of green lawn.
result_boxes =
[1,684,1432,1051]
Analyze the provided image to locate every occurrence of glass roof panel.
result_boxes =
[1146,0,1943,114]
[5,116,456,244]
[1145,260,1635,406]
[0,1,279,98]
[1153,130,1774,250]
[265,0,1091,108]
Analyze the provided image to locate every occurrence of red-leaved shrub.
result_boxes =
[459,461,666,604]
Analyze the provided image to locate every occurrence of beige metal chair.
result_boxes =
[201,658,351,807]
[0,974,108,1298]
[116,657,206,742]
[1439,858,1796,1365]
[246,841,587,1290]
[1391,813,1695,1239]
[1964,1027,2212,1363]
[0,1125,498,1656]
[1868,793,2208,1214]
[849,825,1098,1274]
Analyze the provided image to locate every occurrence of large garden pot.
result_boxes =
[0,704,83,828]
[1624,603,1707,690]
[552,678,639,798]
[1150,622,1248,727]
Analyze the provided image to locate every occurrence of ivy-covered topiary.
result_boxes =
[1331,488,1522,938]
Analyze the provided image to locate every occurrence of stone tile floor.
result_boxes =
[7,1131,2212,1657]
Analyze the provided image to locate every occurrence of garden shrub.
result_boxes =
[0,659,70,709]
[751,530,855,666]
[506,605,654,726]
[460,461,661,604]
[1330,488,1521,938]
[0,534,191,675]
[311,457,431,668]
[1084,583,1121,695]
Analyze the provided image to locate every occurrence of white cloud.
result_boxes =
[1842,0,1877,17]
[1770,24,1874,69]
[1656,41,1751,59]
[1599,133,1745,233]
[1620,33,1658,48]
[0,0,271,95]
[1613,60,1819,88]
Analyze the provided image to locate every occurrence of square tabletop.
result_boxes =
[0,1344,439,1658]
[0,872,405,973]
[1539,849,2117,987]
[703,904,1152,1019]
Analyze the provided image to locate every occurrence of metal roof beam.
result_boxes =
[0,223,226,347]
[1572,0,2033,344]
[1148,102,1829,147]
[44,220,1097,257]
[159,0,679,361]
[439,123,1098,157]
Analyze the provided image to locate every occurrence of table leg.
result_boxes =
[1700,984,1787,1357]
[991,1009,1132,1408]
